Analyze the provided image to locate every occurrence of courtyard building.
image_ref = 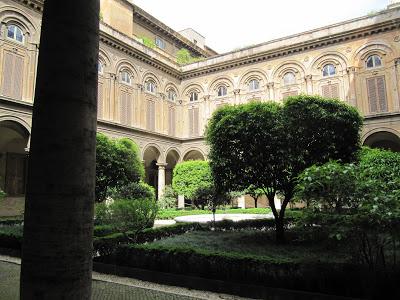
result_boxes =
[1,0,400,199]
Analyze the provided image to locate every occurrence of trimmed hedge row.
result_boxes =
[93,222,202,256]
[0,225,23,251]
[116,243,400,298]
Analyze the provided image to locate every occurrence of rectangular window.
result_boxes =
[155,37,166,50]
[188,107,199,137]
[321,83,339,99]
[120,90,133,125]
[281,91,298,100]
[1,50,24,100]
[168,106,175,136]
[367,76,387,113]
[98,82,104,119]
[147,100,155,131]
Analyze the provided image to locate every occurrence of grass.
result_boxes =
[148,230,351,264]
[156,207,271,220]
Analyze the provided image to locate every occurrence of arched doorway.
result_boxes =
[0,120,30,196]
[183,149,205,161]
[165,149,180,186]
[363,131,400,152]
[143,145,161,197]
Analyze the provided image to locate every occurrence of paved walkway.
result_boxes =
[174,213,273,224]
[0,256,251,300]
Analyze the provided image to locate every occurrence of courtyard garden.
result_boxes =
[1,95,399,299]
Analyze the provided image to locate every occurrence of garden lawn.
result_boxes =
[147,230,351,264]
[156,208,270,220]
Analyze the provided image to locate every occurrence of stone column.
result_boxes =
[234,89,241,105]
[393,58,400,112]
[20,0,99,299]
[305,75,313,95]
[346,67,357,107]
[267,83,274,101]
[178,195,185,209]
[157,163,167,199]
[108,73,116,120]
[237,195,246,209]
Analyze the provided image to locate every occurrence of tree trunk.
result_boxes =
[275,217,285,243]
[254,198,258,208]
[20,0,99,299]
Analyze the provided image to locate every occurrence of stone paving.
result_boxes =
[174,213,273,224]
[0,256,251,300]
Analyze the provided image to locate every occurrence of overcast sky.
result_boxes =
[133,0,388,53]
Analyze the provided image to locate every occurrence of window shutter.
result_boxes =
[120,91,128,125]
[188,109,193,137]
[13,55,23,100]
[147,100,155,131]
[2,52,15,98]
[367,76,387,113]
[193,107,199,136]
[282,91,297,100]
[169,106,175,136]
[1,51,24,100]
[97,82,103,119]
[322,83,339,99]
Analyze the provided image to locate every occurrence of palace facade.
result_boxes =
[1,0,400,200]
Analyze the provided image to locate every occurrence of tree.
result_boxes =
[172,160,212,207]
[20,0,99,298]
[246,185,265,208]
[96,133,144,202]
[206,96,362,242]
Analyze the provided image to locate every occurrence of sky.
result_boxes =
[133,0,388,53]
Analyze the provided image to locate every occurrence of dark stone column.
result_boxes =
[20,0,99,299]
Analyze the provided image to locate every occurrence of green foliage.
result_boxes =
[246,185,265,208]
[108,198,158,241]
[139,36,156,48]
[296,148,400,270]
[96,133,144,202]
[0,188,5,201]
[108,181,155,202]
[176,48,203,65]
[158,185,177,210]
[295,161,358,211]
[156,207,271,220]
[206,96,363,242]
[172,160,212,201]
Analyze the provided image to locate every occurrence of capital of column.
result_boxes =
[233,89,241,95]
[136,83,144,91]
[156,162,168,169]
[158,92,166,100]
[305,75,312,81]
[203,95,211,101]
[395,58,400,67]
[266,82,274,88]
[346,67,356,74]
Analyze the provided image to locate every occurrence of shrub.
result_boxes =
[0,225,23,250]
[172,160,212,206]
[108,181,155,201]
[158,185,177,210]
[176,48,203,65]
[0,188,5,200]
[96,134,144,202]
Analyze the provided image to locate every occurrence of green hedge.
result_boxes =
[0,225,23,250]
[116,243,399,298]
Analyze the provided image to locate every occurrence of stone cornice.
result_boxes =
[13,0,43,12]
[181,10,400,79]
[99,23,183,80]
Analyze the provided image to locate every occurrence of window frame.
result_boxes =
[217,85,227,97]
[6,24,24,44]
[366,55,383,69]
[120,70,132,85]
[189,91,199,102]
[145,80,157,94]
[167,88,177,102]
[283,72,296,86]
[322,64,336,77]
[155,37,166,50]
[248,79,260,91]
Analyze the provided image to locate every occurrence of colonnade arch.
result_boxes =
[0,119,30,196]
[363,130,400,152]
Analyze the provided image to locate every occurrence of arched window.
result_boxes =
[322,64,336,77]
[189,91,198,102]
[167,89,177,101]
[98,61,104,75]
[120,70,131,85]
[283,72,296,86]
[217,86,227,97]
[7,25,24,43]
[366,55,382,69]
[248,79,260,91]
[145,80,157,93]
